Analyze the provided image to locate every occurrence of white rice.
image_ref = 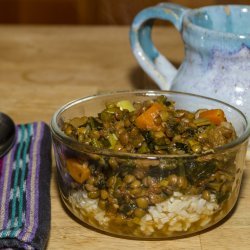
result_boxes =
[68,190,219,236]
[140,192,219,235]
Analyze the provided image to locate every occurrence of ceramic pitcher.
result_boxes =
[130,3,250,117]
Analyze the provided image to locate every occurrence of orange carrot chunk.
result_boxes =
[135,103,164,131]
[66,159,90,184]
[199,109,226,125]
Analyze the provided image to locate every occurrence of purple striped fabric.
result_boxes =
[0,141,17,231]
[0,122,51,250]
[0,158,3,176]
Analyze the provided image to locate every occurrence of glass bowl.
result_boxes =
[51,90,250,239]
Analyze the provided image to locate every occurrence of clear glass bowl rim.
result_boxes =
[50,90,250,159]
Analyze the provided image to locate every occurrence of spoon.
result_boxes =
[0,112,16,158]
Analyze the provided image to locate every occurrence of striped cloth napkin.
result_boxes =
[0,122,52,250]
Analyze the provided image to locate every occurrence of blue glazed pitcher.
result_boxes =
[130,4,250,117]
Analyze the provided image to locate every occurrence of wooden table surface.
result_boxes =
[0,25,249,250]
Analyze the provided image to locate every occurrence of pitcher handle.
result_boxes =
[130,3,188,90]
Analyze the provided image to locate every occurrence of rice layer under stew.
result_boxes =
[66,190,222,237]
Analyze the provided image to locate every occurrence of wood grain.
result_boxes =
[0,25,249,250]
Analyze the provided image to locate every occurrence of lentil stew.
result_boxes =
[52,92,249,238]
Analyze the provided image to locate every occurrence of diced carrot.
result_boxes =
[135,102,164,131]
[199,109,226,125]
[66,159,90,184]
